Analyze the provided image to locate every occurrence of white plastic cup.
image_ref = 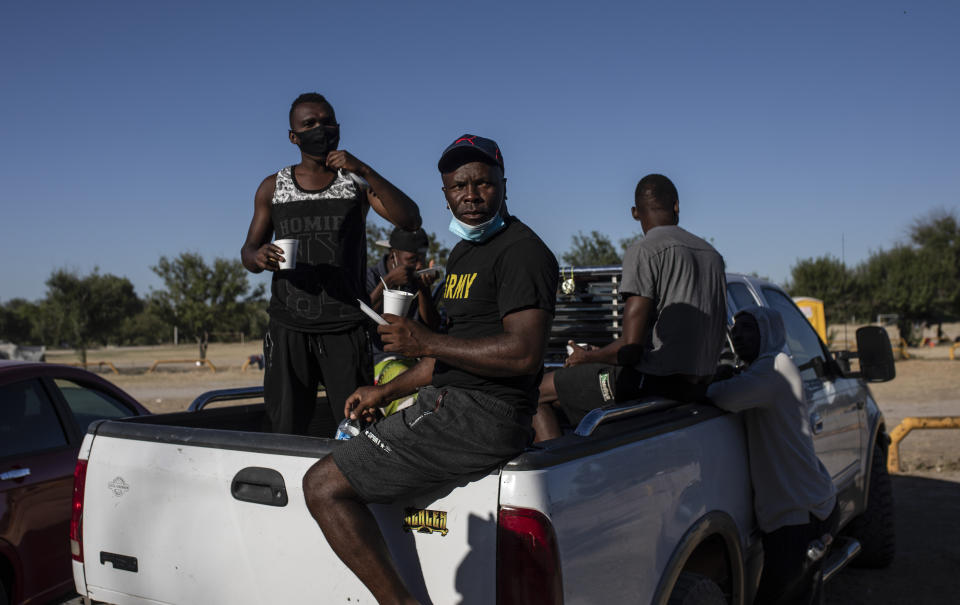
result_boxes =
[383,289,415,316]
[274,239,299,270]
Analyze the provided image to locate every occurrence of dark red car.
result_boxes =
[0,361,149,605]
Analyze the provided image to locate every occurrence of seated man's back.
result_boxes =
[621,223,726,380]
[533,174,726,441]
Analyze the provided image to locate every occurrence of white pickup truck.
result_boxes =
[70,272,896,604]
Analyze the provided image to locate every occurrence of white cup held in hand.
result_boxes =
[383,289,415,316]
[274,239,299,270]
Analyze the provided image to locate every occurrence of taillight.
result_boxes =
[497,506,563,605]
[70,458,88,562]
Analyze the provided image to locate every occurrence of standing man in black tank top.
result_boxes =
[241,93,421,436]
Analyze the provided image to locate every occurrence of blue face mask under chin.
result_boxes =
[448,209,506,243]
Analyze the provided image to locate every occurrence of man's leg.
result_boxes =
[755,522,816,605]
[538,371,559,404]
[263,321,321,434]
[302,457,416,605]
[532,365,611,442]
[317,326,374,434]
[532,372,562,442]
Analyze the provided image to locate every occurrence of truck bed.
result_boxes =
[75,400,757,604]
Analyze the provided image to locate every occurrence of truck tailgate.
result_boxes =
[78,427,500,604]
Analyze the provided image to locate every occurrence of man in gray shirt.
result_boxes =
[532,174,727,441]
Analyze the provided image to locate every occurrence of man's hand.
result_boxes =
[379,315,432,358]
[564,341,597,367]
[255,243,285,272]
[384,260,415,289]
[417,261,439,289]
[325,150,368,176]
[344,385,388,421]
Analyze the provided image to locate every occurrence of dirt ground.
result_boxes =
[48,342,960,603]
[46,342,265,412]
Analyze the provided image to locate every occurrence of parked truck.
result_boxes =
[69,272,896,604]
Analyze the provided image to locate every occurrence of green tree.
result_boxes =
[857,246,932,342]
[116,300,171,346]
[907,209,960,320]
[151,253,265,359]
[366,223,391,264]
[426,232,451,270]
[786,255,859,324]
[0,298,38,344]
[848,210,960,342]
[562,230,621,266]
[43,269,142,363]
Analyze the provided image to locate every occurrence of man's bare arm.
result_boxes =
[566,295,654,366]
[325,151,421,231]
[379,308,552,377]
[344,358,436,420]
[241,175,284,273]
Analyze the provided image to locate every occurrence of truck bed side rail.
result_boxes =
[574,397,685,436]
[188,386,265,411]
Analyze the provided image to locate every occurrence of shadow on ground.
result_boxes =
[827,474,960,604]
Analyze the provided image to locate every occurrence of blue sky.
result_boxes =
[2,1,958,302]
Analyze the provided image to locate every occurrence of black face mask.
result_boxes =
[295,125,340,157]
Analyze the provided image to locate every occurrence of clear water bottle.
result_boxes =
[335,418,362,440]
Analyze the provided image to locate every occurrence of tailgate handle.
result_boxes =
[101,551,138,572]
[231,467,288,507]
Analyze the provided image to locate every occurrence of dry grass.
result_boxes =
[46,342,265,413]
[870,359,960,405]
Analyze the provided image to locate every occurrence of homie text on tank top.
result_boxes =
[268,166,368,332]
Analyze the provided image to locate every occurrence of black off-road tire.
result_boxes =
[0,575,8,605]
[844,440,896,568]
[667,571,727,605]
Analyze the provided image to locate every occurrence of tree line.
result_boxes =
[0,225,451,362]
[786,210,959,342]
[0,253,266,363]
[3,212,955,357]
[555,211,959,344]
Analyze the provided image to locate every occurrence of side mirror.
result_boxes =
[856,326,896,383]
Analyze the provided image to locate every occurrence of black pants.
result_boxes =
[553,363,708,426]
[263,321,373,437]
[755,504,841,605]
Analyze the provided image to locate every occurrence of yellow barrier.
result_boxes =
[951,342,960,361]
[897,338,910,360]
[63,361,120,374]
[148,358,217,374]
[887,416,960,473]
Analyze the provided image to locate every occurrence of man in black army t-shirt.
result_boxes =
[241,93,421,437]
[302,135,559,603]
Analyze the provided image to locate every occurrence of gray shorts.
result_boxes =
[331,385,533,503]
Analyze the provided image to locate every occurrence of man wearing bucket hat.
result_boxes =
[241,92,421,437]
[366,227,442,351]
[302,134,558,603]
[366,227,443,416]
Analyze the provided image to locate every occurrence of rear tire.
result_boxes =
[0,575,8,605]
[844,439,896,567]
[667,571,727,605]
